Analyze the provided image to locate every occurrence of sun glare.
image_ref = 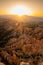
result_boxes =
[9,5,32,16]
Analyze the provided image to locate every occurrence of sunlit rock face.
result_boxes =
[38,62,43,65]
[0,62,5,65]
[20,62,30,65]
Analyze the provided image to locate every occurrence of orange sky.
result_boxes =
[0,0,43,17]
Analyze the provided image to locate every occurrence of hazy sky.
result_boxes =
[0,0,43,16]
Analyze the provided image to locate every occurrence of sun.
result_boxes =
[9,5,32,16]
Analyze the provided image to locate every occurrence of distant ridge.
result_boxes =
[0,15,43,22]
